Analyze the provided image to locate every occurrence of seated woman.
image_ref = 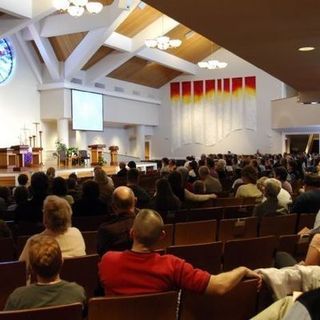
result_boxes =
[151,178,181,213]
[235,165,262,201]
[52,177,74,205]
[253,178,288,222]
[19,195,86,266]
[72,180,108,217]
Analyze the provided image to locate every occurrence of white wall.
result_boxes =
[0,36,40,147]
[151,49,284,158]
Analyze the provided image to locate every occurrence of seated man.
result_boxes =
[99,209,261,296]
[97,186,136,257]
[5,235,86,310]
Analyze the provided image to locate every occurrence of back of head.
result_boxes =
[176,166,188,187]
[162,157,169,166]
[241,165,258,184]
[156,178,172,197]
[119,162,126,170]
[67,177,77,190]
[274,166,288,182]
[52,177,67,196]
[68,172,78,181]
[14,186,29,205]
[82,180,100,199]
[17,173,28,186]
[132,209,164,247]
[46,167,56,179]
[29,235,62,279]
[94,166,108,184]
[193,180,206,194]
[0,186,10,202]
[43,195,72,233]
[257,176,268,193]
[31,172,49,197]
[304,174,320,189]
[264,178,281,199]
[199,166,210,178]
[127,161,136,169]
[127,168,139,184]
[112,186,135,213]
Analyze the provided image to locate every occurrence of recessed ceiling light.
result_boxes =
[298,46,315,52]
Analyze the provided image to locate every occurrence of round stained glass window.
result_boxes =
[0,38,14,84]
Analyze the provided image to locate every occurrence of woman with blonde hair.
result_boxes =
[19,195,86,264]
[93,165,114,205]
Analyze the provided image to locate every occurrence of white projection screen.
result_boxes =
[72,89,103,131]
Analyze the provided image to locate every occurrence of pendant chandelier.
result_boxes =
[53,0,103,17]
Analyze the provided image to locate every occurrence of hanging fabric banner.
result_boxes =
[216,79,223,141]
[223,78,232,137]
[204,79,217,146]
[244,76,257,130]
[231,77,244,131]
[193,80,205,144]
[181,81,193,144]
[170,82,181,150]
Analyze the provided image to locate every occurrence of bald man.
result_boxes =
[99,209,262,296]
[97,186,137,256]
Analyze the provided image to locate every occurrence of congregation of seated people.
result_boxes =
[1,152,320,318]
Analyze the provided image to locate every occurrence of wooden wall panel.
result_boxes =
[116,5,162,37]
[108,57,181,88]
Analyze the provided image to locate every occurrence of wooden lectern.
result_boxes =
[0,148,16,169]
[88,144,106,166]
[11,145,29,170]
[109,146,119,166]
[32,147,43,167]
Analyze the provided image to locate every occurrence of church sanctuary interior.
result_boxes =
[1,0,320,319]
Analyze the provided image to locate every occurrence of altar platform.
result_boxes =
[0,162,157,187]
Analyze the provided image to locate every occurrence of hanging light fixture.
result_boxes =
[53,0,103,17]
[198,41,228,70]
[145,16,182,50]
[198,60,228,69]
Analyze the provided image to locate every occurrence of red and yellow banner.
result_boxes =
[182,81,192,105]
[170,82,180,101]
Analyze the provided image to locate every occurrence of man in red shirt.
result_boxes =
[99,209,262,296]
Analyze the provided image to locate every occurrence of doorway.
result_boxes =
[145,140,151,160]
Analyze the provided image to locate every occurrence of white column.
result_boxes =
[75,130,88,150]
[136,125,145,161]
[57,118,69,147]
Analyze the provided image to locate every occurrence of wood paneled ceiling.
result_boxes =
[165,25,218,63]
[116,5,162,37]
[28,1,221,88]
[49,32,87,61]
[108,57,181,88]
[144,0,320,93]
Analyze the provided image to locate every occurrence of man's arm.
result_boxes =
[205,267,262,295]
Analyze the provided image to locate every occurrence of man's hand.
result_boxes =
[244,268,262,291]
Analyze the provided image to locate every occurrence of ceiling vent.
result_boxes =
[70,78,82,85]
[94,82,105,89]
[114,86,124,93]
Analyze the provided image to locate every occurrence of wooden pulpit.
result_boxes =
[32,147,43,167]
[88,144,106,166]
[11,145,29,170]
[109,146,119,166]
[0,148,16,169]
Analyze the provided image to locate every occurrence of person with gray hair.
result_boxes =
[253,178,288,221]
[99,209,261,296]
[198,165,222,194]
[19,195,86,265]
